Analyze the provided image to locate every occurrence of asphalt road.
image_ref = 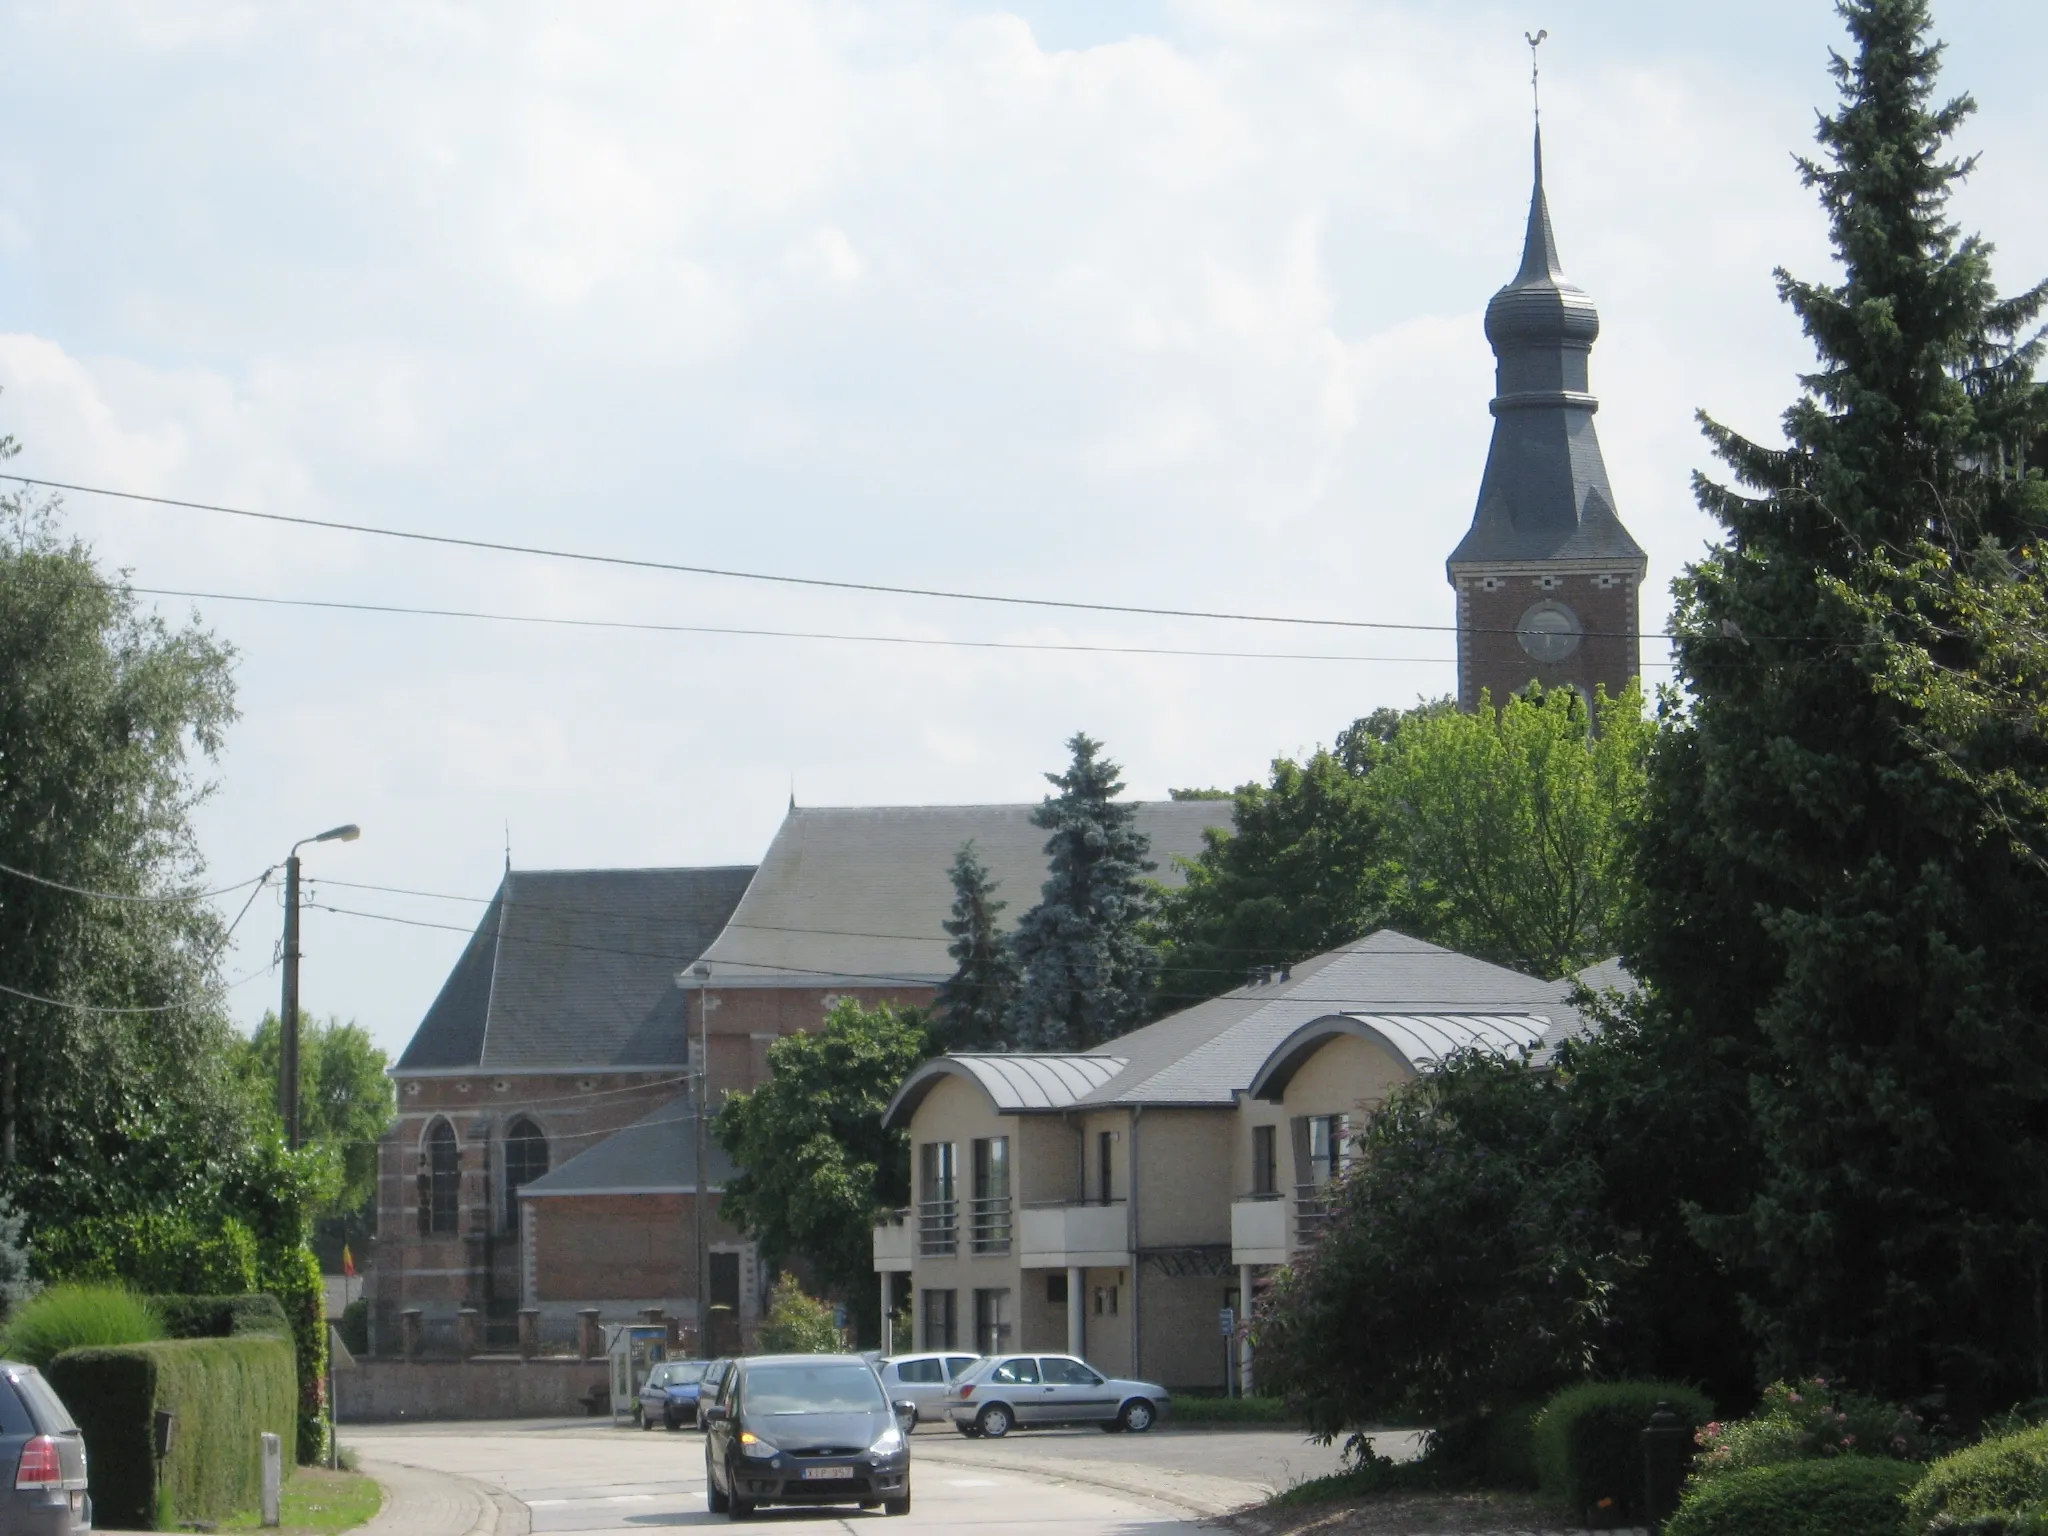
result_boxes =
[343,1417,1337,1534]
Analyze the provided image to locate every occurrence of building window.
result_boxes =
[971,1136,1011,1254]
[1251,1125,1278,1197]
[1096,1130,1117,1205]
[918,1142,958,1256]
[920,1288,957,1351]
[423,1117,459,1236]
[1093,1285,1119,1317]
[973,1288,1011,1355]
[1046,1273,1068,1306]
[504,1117,548,1229]
[1293,1114,1349,1189]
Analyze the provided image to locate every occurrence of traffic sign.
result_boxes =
[1218,1306,1236,1337]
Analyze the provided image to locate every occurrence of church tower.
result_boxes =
[1447,128,1646,712]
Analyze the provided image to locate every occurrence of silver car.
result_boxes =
[875,1352,980,1424]
[947,1353,1170,1437]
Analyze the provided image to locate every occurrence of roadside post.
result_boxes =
[260,1432,282,1527]
[1641,1401,1689,1530]
[1218,1307,1236,1398]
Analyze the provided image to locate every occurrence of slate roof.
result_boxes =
[517,1095,735,1197]
[395,866,757,1073]
[695,801,1232,989]
[1449,127,1646,571]
[883,931,1612,1125]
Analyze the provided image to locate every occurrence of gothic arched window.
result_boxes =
[505,1117,549,1229]
[423,1118,459,1236]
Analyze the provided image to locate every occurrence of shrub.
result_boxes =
[0,1198,39,1323]
[1532,1380,1714,1524]
[1665,1456,1924,1536]
[758,1274,841,1353]
[337,1298,369,1357]
[2,1284,162,1366]
[47,1334,296,1529]
[36,1211,260,1295]
[256,1241,328,1463]
[1905,1426,2048,1529]
[1694,1376,1930,1484]
[148,1294,291,1341]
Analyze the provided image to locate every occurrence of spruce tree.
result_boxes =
[1634,0,2048,1405]
[1005,734,1158,1050]
[934,841,1018,1050]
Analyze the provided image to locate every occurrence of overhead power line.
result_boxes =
[0,858,271,904]
[5,472,1666,642]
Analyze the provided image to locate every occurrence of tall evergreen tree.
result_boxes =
[1005,734,1158,1050]
[934,841,1017,1050]
[1634,0,2048,1406]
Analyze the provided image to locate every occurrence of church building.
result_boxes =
[1447,129,1647,711]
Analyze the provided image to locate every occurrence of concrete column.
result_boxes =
[1238,1264,1255,1397]
[517,1308,540,1360]
[457,1307,481,1357]
[1066,1267,1085,1359]
[578,1308,603,1361]
[880,1274,892,1355]
[399,1308,422,1361]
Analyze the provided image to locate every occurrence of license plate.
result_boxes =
[801,1466,854,1480]
[68,1492,82,1514]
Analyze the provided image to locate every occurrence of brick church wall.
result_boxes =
[1454,566,1641,713]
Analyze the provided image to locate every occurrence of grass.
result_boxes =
[1271,1454,1444,1507]
[1,1284,162,1366]
[1172,1395,1297,1425]
[221,1467,382,1536]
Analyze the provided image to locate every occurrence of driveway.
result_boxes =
[343,1418,1261,1534]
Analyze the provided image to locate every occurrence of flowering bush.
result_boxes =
[1692,1377,1928,1485]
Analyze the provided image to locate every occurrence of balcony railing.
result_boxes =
[969,1195,1013,1255]
[918,1197,958,1257]
[1294,1184,1334,1248]
[1017,1200,1131,1267]
[1229,1194,1287,1265]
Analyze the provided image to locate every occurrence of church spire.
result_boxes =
[1516,127,1565,285]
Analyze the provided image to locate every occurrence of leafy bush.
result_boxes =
[1665,1456,1924,1536]
[1269,1450,1442,1507]
[1532,1380,1713,1524]
[0,1199,39,1323]
[2,1283,162,1365]
[148,1294,291,1341]
[337,1298,369,1357]
[258,1241,328,1464]
[757,1274,841,1353]
[47,1334,296,1529]
[1695,1376,1930,1484]
[36,1210,260,1295]
[1906,1426,2048,1529]
[1919,1515,2048,1535]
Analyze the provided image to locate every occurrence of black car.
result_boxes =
[0,1363,89,1536]
[702,1354,913,1519]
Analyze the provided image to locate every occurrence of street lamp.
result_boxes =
[281,823,360,1150]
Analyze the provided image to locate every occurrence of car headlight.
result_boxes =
[738,1431,778,1460]
[869,1425,904,1457]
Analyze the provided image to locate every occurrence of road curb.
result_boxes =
[350,1458,533,1536]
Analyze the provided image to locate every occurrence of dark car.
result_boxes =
[0,1363,89,1535]
[637,1360,710,1430]
[702,1354,913,1519]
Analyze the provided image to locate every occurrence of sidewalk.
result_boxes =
[348,1459,530,1536]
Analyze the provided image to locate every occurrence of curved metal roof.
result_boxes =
[1248,1011,1549,1102]
[882,1053,1128,1128]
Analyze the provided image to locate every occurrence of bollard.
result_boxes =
[1641,1401,1690,1531]
[260,1432,282,1528]
[518,1308,540,1360]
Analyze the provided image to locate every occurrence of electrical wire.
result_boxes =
[5,472,1667,642]
[0,858,271,904]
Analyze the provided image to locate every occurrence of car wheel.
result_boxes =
[641,1409,656,1430]
[705,1455,728,1513]
[885,1491,912,1516]
[977,1404,1013,1439]
[1118,1398,1156,1433]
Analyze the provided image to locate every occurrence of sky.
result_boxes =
[1,0,2044,1062]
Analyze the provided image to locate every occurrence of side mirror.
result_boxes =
[894,1400,917,1423]
[701,1404,727,1424]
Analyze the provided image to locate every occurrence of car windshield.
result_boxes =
[745,1362,887,1415]
[648,1363,707,1387]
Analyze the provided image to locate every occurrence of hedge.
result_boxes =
[147,1293,291,1341]
[1532,1380,1715,1524]
[1906,1426,2048,1530]
[47,1335,296,1530]
[1664,1456,1924,1536]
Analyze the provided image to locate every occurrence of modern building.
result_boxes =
[371,798,1231,1356]
[873,931,1608,1391]
[1448,128,1648,712]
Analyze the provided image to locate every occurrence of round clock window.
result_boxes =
[1516,600,1583,663]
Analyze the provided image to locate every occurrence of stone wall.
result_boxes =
[335,1358,612,1422]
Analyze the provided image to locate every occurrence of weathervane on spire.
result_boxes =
[1526,29,1548,124]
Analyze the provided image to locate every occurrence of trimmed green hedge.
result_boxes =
[1906,1426,2048,1530]
[1532,1380,1714,1524]
[147,1293,291,1341]
[47,1335,296,1530]
[1665,1456,1924,1536]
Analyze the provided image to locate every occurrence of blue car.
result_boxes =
[638,1360,712,1430]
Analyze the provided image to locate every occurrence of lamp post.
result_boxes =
[281,824,360,1150]
[689,962,712,1358]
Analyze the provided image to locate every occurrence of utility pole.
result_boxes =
[691,962,713,1357]
[280,824,360,1150]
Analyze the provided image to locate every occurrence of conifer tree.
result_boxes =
[1635,0,2048,1404]
[1005,734,1158,1050]
[934,841,1018,1050]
